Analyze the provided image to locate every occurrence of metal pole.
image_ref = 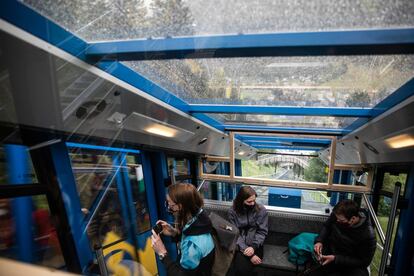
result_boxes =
[197,179,206,192]
[363,193,385,245]
[170,166,176,185]
[95,246,108,276]
[379,183,401,276]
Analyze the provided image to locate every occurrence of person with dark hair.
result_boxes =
[311,199,376,276]
[227,186,268,276]
[151,183,215,276]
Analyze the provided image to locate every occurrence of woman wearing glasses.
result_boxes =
[227,186,268,276]
[151,183,215,276]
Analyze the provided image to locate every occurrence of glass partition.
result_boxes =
[241,151,329,184]
[201,159,230,176]
[125,55,414,108]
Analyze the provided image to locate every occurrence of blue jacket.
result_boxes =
[161,209,215,276]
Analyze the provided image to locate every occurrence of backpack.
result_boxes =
[208,212,239,276]
[288,232,318,265]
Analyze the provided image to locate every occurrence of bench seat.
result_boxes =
[261,244,303,272]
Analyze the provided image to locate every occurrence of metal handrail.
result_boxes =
[362,193,385,245]
[379,183,401,276]
[197,179,206,192]
[95,246,108,276]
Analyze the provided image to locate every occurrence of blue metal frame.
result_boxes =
[113,154,134,242]
[188,105,372,117]
[4,145,34,262]
[49,142,93,271]
[140,151,168,276]
[85,29,414,61]
[392,165,414,276]
[224,124,348,135]
[248,144,323,151]
[247,142,328,150]
[66,142,140,154]
[238,136,331,145]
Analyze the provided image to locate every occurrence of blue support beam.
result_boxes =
[243,140,330,147]
[66,142,140,154]
[4,145,34,263]
[237,136,331,144]
[49,142,93,271]
[249,144,322,151]
[224,125,348,135]
[85,29,414,61]
[188,105,373,117]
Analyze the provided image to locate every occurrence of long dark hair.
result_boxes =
[168,183,203,229]
[233,186,259,214]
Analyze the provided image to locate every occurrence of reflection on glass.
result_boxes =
[0,145,38,185]
[202,160,229,175]
[0,60,18,125]
[168,157,190,176]
[69,150,115,214]
[200,181,332,212]
[126,161,151,234]
[373,194,400,276]
[382,172,407,195]
[23,0,414,41]
[0,196,65,269]
[371,244,384,276]
[86,181,128,249]
[0,147,8,185]
[125,55,414,108]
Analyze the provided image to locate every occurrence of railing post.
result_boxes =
[379,183,401,276]
[95,246,108,276]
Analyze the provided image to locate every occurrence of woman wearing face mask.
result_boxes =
[227,186,268,276]
[151,183,215,276]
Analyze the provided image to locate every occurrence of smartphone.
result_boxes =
[152,223,163,235]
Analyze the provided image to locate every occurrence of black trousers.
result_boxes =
[228,246,264,276]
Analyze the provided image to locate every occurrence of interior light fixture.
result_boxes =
[386,134,414,149]
[145,125,177,138]
[120,112,194,142]
[238,151,245,156]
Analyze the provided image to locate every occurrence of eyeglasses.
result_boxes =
[165,200,177,208]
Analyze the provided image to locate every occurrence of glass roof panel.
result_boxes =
[23,0,414,42]
[125,55,414,108]
[211,114,357,129]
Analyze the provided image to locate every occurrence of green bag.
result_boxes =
[288,232,318,265]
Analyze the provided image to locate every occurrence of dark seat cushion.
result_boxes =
[261,244,303,271]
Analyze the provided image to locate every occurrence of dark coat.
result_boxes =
[315,209,376,268]
[228,204,268,251]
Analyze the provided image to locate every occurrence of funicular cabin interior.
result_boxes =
[0,1,414,275]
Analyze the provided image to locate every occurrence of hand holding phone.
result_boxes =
[152,222,163,235]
